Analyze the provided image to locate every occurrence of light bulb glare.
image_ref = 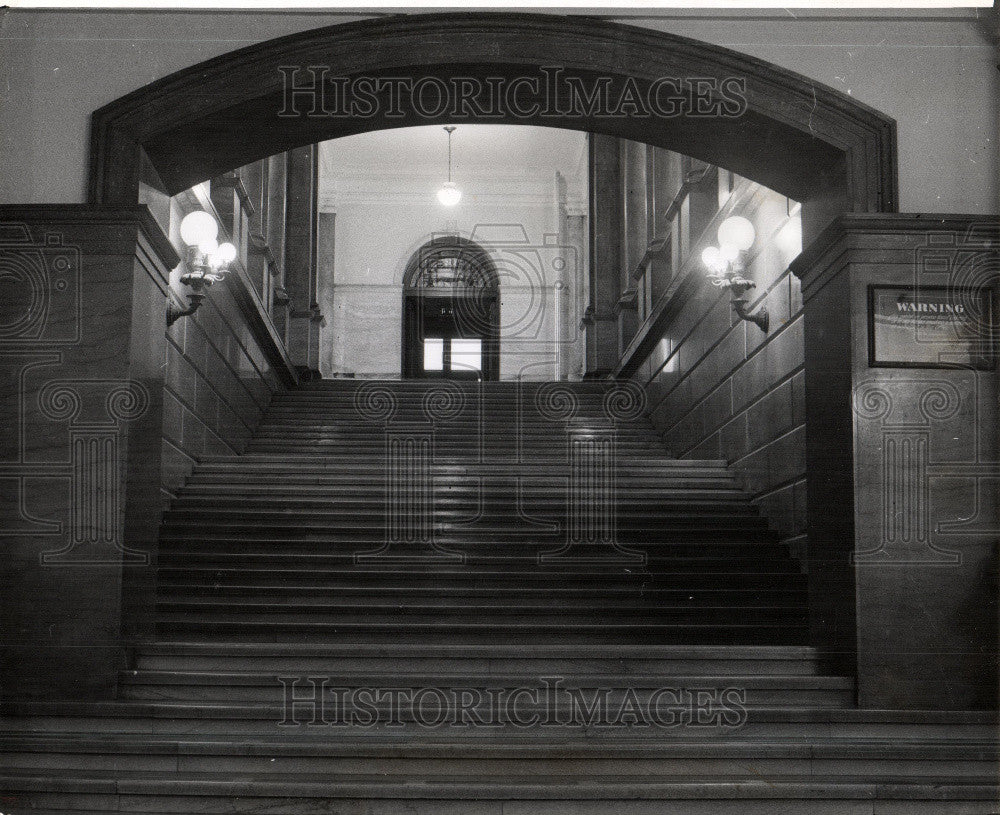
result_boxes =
[437,182,462,207]
[717,215,755,252]
[719,242,740,263]
[179,211,218,247]
[213,242,237,265]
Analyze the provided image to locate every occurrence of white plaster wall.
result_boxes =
[320,172,587,380]
[1,10,996,214]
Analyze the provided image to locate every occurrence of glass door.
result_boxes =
[420,336,482,378]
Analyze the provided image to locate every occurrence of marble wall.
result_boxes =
[159,188,296,503]
[0,206,177,699]
[630,181,806,548]
[0,190,299,697]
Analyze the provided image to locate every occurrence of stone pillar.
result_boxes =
[584,134,622,378]
[553,172,586,381]
[790,214,999,709]
[617,140,645,353]
[285,145,323,379]
[267,154,290,347]
[211,171,252,272]
[317,212,336,379]
[0,205,178,700]
[564,207,587,381]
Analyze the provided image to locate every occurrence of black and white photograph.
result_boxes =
[0,1,997,812]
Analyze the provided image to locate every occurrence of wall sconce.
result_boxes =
[166,211,237,326]
[701,215,769,332]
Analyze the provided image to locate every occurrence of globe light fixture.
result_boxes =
[436,126,462,207]
[719,242,740,263]
[168,210,238,326]
[437,181,462,207]
[212,241,238,266]
[700,213,768,332]
[701,245,725,273]
[717,215,756,252]
[179,210,218,248]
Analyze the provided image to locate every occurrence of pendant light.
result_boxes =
[436,126,462,206]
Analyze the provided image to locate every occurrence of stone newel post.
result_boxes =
[0,206,177,700]
[791,214,998,709]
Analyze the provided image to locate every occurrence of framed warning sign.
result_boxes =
[868,285,996,369]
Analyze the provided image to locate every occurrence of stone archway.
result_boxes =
[89,12,897,242]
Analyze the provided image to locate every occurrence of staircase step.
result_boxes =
[160,511,772,529]
[153,555,803,576]
[151,602,809,627]
[152,620,809,645]
[2,380,991,813]
[154,568,806,593]
[7,735,993,780]
[0,768,995,815]
[155,585,807,606]
[4,701,995,740]
[156,531,784,548]
[130,642,823,674]
[171,492,761,513]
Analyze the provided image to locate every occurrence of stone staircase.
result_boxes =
[0,379,995,813]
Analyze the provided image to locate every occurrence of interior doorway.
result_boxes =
[402,237,500,380]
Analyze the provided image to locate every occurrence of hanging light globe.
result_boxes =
[436,126,462,206]
[437,181,462,207]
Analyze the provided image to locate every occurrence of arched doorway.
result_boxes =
[401,236,500,380]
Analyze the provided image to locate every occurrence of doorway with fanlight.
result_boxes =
[402,236,500,380]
